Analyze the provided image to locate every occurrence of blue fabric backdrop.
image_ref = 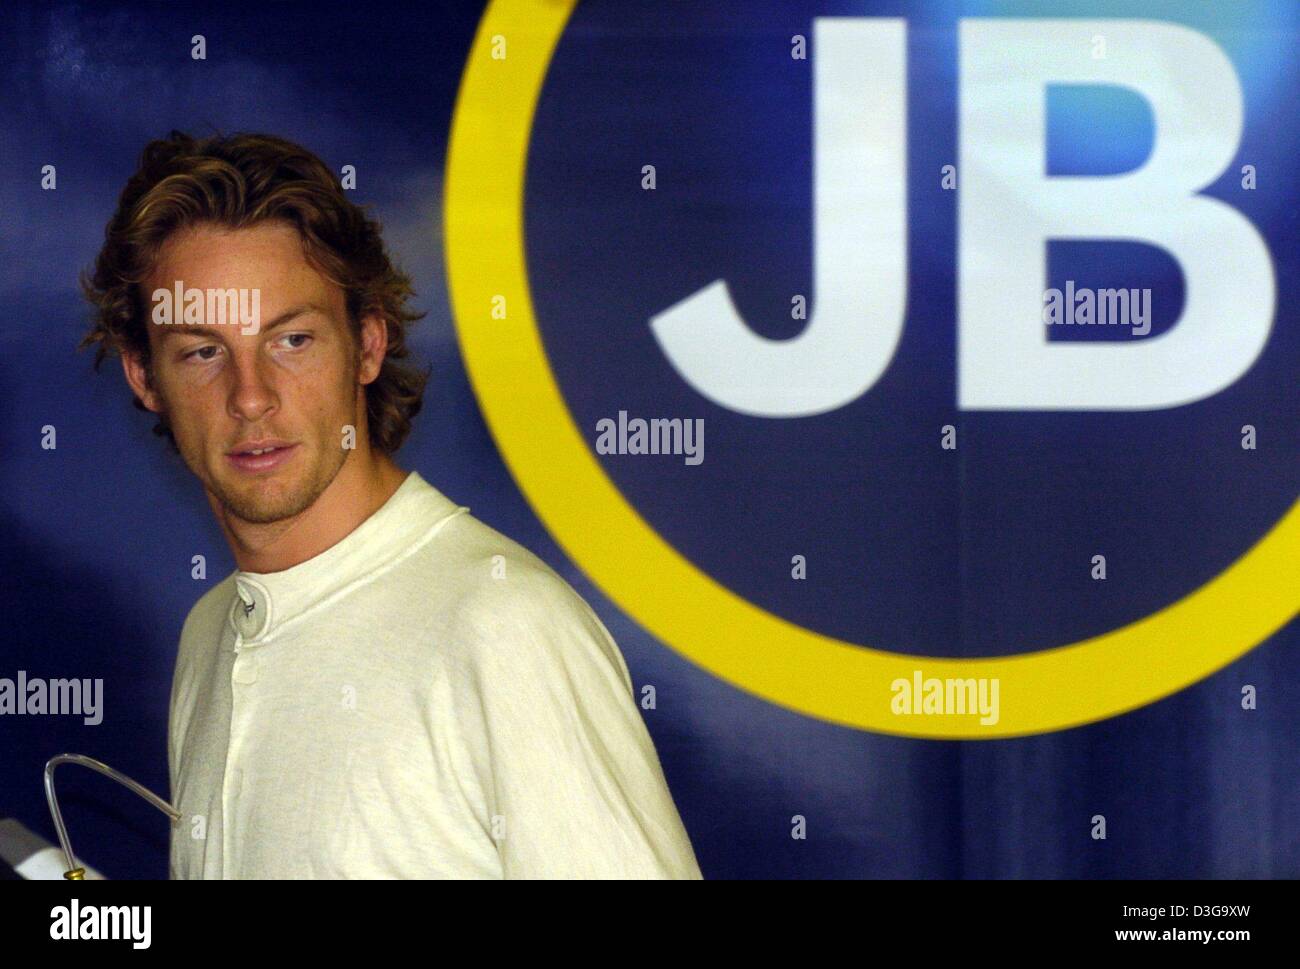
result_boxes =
[0,0,1295,878]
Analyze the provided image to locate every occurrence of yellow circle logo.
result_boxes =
[444,0,1299,738]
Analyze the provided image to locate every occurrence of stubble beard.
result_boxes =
[151,356,362,527]
[209,447,347,526]
[161,408,352,526]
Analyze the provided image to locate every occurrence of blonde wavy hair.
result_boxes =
[79,130,429,454]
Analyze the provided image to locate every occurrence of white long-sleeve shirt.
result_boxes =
[167,470,701,879]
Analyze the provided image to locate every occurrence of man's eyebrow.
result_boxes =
[262,304,328,331]
[157,303,329,341]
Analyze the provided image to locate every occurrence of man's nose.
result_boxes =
[226,354,279,423]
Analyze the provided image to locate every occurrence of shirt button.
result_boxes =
[232,576,273,640]
[233,652,258,684]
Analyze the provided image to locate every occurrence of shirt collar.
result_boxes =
[227,470,468,642]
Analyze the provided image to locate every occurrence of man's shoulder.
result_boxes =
[179,572,237,644]
[417,509,627,681]
[425,508,599,627]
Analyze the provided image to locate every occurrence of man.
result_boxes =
[80,131,702,879]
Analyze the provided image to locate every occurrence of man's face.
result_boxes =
[125,221,374,525]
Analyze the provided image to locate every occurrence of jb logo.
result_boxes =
[649,20,1273,416]
[445,4,1298,737]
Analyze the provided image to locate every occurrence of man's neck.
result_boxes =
[213,451,410,574]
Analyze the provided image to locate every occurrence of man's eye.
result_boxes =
[183,345,220,362]
[280,333,313,349]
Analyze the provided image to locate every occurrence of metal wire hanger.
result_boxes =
[44,754,182,880]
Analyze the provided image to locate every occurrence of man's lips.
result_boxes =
[225,442,298,474]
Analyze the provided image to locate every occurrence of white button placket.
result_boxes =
[224,577,272,878]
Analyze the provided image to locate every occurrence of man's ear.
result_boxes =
[356,312,389,386]
[121,348,163,414]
